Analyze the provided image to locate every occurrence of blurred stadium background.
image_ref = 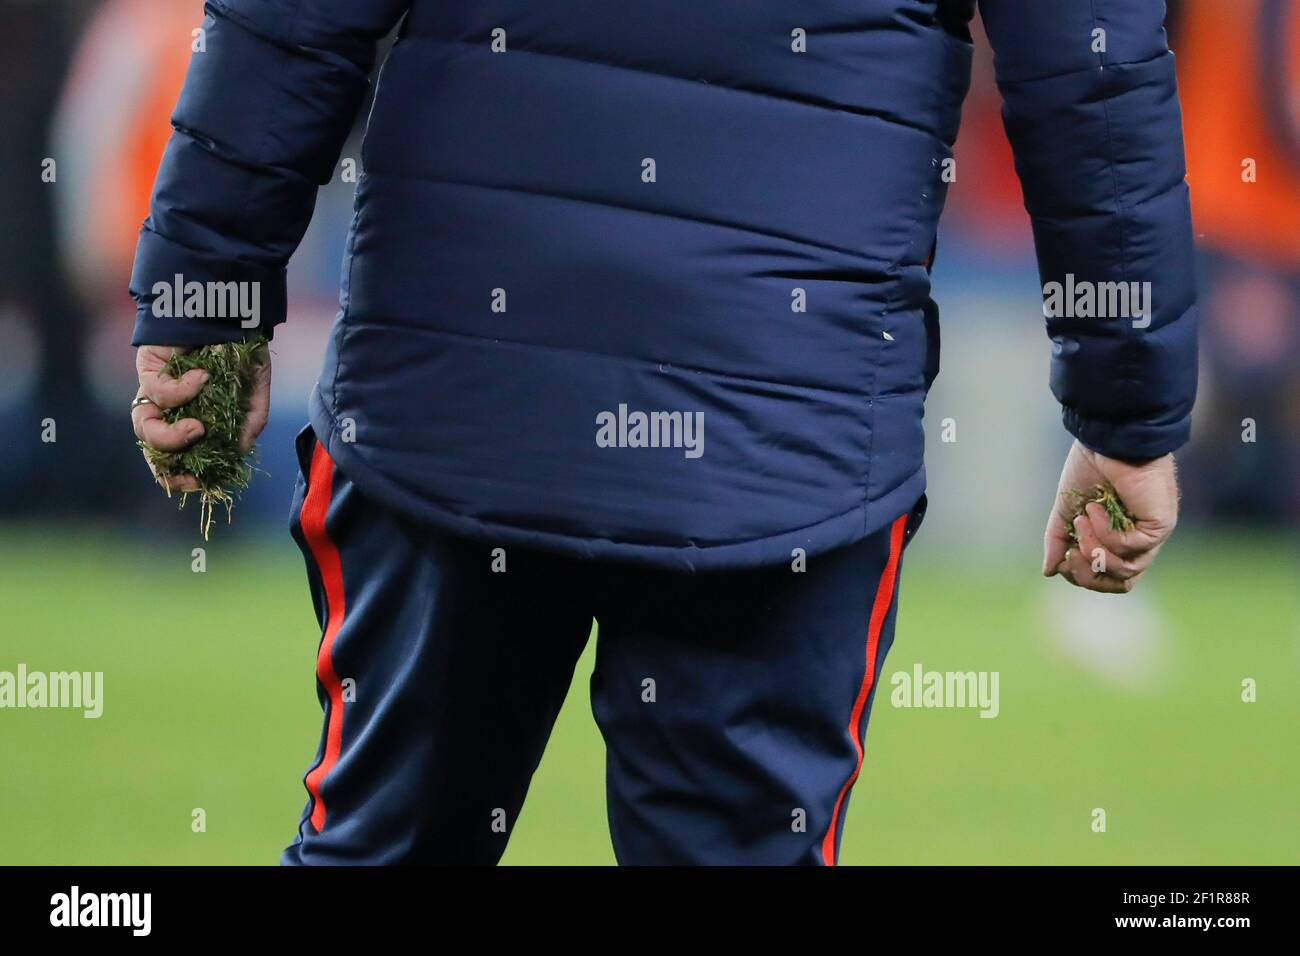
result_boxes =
[0,0,1296,864]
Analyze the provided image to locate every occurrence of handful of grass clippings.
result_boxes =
[140,337,268,539]
[1062,482,1136,546]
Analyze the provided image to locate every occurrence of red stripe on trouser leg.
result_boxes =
[820,513,908,866]
[299,441,346,833]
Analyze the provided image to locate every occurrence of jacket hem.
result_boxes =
[308,386,925,573]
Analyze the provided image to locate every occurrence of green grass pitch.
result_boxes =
[1,527,1295,865]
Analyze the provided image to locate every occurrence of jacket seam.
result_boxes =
[337,317,926,401]
[1087,0,1141,420]
[403,33,946,139]
[364,169,893,266]
[994,50,1170,87]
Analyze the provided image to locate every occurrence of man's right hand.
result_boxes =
[1042,440,1180,594]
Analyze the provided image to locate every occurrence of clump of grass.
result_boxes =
[1062,482,1136,546]
[140,338,268,538]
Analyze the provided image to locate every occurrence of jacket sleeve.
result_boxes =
[978,0,1198,460]
[129,0,410,346]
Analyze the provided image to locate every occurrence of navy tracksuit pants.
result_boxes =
[281,429,924,866]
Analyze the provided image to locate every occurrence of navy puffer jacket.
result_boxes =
[131,0,1197,571]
